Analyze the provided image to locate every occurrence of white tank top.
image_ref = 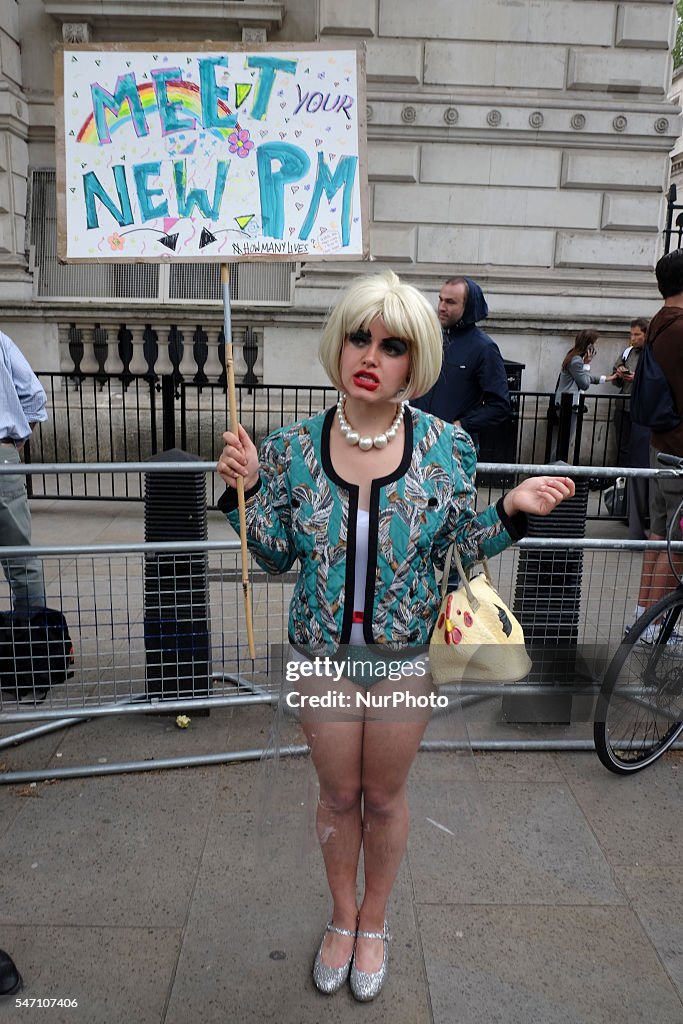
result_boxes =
[350,509,370,644]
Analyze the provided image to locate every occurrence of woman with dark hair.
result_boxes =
[552,330,617,458]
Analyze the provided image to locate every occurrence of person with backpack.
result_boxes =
[628,250,683,639]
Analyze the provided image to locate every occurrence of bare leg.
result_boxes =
[637,536,662,609]
[301,715,363,968]
[354,678,432,972]
[638,534,683,608]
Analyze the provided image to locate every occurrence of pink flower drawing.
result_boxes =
[108,232,124,251]
[228,129,254,158]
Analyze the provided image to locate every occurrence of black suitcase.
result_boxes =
[0,608,74,701]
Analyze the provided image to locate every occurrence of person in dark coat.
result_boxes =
[412,276,511,446]
[631,249,683,638]
[611,318,650,538]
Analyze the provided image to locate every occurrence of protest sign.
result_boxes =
[55,43,368,262]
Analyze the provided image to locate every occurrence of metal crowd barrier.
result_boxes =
[1,461,681,783]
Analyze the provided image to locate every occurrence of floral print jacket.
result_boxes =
[218,405,525,653]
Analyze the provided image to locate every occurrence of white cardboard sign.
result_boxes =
[55,43,368,262]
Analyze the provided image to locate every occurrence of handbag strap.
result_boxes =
[441,544,482,612]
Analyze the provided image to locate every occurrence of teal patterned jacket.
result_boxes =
[218,405,524,652]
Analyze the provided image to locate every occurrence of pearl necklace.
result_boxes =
[336,395,405,451]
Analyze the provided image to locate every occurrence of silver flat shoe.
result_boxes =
[350,920,390,1002]
[312,921,356,994]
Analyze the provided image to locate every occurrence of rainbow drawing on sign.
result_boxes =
[76,81,234,143]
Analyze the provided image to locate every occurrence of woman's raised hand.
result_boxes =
[502,476,576,518]
[217,423,260,491]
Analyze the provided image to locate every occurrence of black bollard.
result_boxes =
[143,449,211,702]
[504,474,590,723]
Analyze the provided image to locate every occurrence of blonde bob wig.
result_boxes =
[318,270,443,399]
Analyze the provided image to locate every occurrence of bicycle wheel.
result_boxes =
[594,590,683,775]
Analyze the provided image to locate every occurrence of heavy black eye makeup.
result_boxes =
[347,331,409,357]
[380,337,409,357]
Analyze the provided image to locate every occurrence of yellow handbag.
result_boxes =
[429,545,532,685]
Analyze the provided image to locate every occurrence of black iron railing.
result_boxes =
[20,318,634,513]
[664,182,683,254]
[28,369,633,518]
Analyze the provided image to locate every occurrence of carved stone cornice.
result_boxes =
[45,1,284,35]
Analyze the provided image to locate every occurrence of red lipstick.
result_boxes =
[353,372,379,391]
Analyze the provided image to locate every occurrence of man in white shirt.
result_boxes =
[0,330,48,614]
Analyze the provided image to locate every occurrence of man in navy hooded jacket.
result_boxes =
[413,276,511,446]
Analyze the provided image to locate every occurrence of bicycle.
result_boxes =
[594,453,683,774]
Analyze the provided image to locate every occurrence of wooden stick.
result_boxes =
[221,263,256,659]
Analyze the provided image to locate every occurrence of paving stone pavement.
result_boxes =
[0,501,681,1024]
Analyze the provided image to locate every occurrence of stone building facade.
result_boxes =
[0,0,680,388]
[669,63,683,193]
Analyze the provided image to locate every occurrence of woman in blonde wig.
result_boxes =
[217,270,573,1001]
